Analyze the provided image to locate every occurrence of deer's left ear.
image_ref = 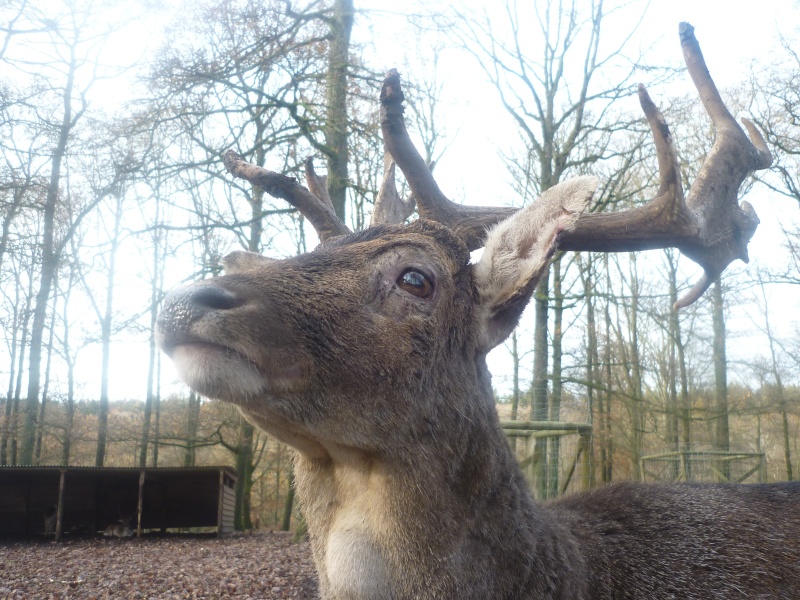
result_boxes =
[473,176,598,350]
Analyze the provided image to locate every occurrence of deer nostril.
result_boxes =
[158,284,242,343]
[191,286,241,310]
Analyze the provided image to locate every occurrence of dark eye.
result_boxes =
[397,269,434,298]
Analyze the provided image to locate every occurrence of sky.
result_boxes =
[41,0,800,402]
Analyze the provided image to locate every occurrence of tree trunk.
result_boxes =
[61,341,77,467]
[622,255,644,479]
[1,273,23,465]
[60,273,77,466]
[143,188,167,467]
[282,465,295,532]
[676,329,691,478]
[35,284,58,464]
[530,269,549,499]
[324,0,355,221]
[95,194,124,467]
[8,274,34,465]
[234,420,254,531]
[665,251,691,478]
[548,256,564,498]
[602,254,614,482]
[152,380,161,467]
[509,331,520,452]
[140,290,158,468]
[20,49,78,465]
[140,280,157,466]
[711,278,730,480]
[665,251,680,479]
[184,391,201,467]
[582,254,599,487]
[760,281,793,481]
[61,352,76,466]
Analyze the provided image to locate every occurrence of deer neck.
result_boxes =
[293,387,585,599]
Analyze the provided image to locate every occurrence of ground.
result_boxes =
[0,531,318,599]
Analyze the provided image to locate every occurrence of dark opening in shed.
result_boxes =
[0,466,236,540]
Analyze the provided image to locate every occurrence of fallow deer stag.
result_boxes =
[158,24,799,600]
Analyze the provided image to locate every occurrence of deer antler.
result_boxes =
[559,23,772,308]
[380,24,772,308]
[223,150,351,241]
[370,151,419,226]
[303,156,336,212]
[380,69,517,250]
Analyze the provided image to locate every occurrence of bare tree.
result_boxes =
[754,274,793,480]
[750,33,800,210]
[75,190,125,467]
[5,0,139,465]
[454,0,653,490]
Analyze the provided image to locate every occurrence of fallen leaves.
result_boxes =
[0,531,318,599]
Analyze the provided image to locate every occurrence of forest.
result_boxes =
[1,0,799,532]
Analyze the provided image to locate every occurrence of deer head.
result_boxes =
[158,175,594,458]
[156,23,778,600]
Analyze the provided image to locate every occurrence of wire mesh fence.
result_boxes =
[640,451,766,484]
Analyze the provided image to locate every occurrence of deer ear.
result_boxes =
[473,176,598,350]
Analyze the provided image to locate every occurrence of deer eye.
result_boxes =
[397,269,434,299]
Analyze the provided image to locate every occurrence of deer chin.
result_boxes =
[167,341,308,401]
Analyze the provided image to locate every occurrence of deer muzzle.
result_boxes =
[157,284,243,353]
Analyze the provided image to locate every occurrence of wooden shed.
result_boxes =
[0,466,236,540]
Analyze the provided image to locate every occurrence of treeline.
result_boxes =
[1,0,799,529]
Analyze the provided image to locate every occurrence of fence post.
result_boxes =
[579,432,591,491]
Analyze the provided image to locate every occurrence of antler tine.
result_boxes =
[558,84,696,254]
[679,23,737,133]
[304,157,335,211]
[637,84,684,204]
[370,152,416,226]
[380,69,516,250]
[679,23,772,171]
[223,150,351,242]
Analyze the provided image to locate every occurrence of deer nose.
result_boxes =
[189,285,241,310]
[157,284,241,341]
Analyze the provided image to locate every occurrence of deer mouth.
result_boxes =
[158,329,309,402]
[159,331,250,363]
[162,336,265,398]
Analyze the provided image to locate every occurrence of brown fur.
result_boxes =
[158,207,800,599]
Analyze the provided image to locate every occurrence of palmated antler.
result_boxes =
[559,23,771,308]
[223,150,350,242]
[379,24,772,308]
